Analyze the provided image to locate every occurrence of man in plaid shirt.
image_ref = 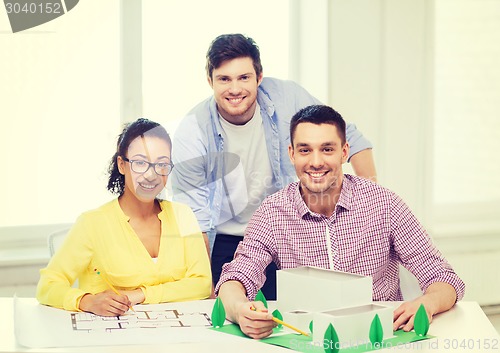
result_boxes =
[216,104,465,339]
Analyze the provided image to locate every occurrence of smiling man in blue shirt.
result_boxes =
[171,33,376,299]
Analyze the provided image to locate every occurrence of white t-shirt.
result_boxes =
[217,105,278,236]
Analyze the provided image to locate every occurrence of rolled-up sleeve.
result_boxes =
[390,194,465,301]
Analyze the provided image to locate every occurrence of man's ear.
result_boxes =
[342,143,350,164]
[288,143,295,164]
[257,72,263,86]
[117,156,126,175]
[207,75,213,88]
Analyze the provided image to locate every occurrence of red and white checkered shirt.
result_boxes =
[215,174,465,301]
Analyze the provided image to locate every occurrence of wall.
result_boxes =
[322,0,500,305]
[1,0,499,307]
[0,224,69,293]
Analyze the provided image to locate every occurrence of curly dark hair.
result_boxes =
[107,118,172,195]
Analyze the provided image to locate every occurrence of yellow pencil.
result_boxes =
[250,306,309,336]
[272,317,310,336]
[94,268,136,312]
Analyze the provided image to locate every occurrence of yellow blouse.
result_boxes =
[36,199,211,311]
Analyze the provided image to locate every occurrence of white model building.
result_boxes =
[276,266,393,347]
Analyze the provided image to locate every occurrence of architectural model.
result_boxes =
[276,266,394,347]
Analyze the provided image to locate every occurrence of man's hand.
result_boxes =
[218,280,275,339]
[393,297,435,331]
[79,290,131,316]
[393,282,457,331]
[236,300,275,339]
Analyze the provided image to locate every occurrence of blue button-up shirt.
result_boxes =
[171,77,373,250]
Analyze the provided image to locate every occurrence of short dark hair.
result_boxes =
[205,33,263,80]
[290,105,346,146]
[107,118,172,195]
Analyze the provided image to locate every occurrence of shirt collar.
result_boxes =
[157,200,168,222]
[209,97,225,137]
[290,182,310,218]
[337,174,354,211]
[113,198,130,221]
[256,83,276,118]
[217,103,261,129]
[291,175,355,219]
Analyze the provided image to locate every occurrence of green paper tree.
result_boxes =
[323,323,340,353]
[254,290,268,309]
[272,309,283,328]
[211,297,226,328]
[414,304,430,336]
[369,314,384,346]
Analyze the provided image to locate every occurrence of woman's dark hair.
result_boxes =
[206,33,263,80]
[290,105,347,146]
[107,118,171,195]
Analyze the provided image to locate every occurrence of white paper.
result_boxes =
[14,297,237,348]
[277,266,372,312]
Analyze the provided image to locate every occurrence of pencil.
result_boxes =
[271,317,310,336]
[250,306,309,336]
[94,268,136,312]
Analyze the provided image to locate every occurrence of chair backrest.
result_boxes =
[47,227,79,288]
[48,228,71,257]
[399,265,422,301]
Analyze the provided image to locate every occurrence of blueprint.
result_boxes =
[70,309,212,332]
[14,297,236,348]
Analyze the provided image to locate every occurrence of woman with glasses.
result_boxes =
[37,118,211,316]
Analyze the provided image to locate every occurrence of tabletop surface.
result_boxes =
[2,298,499,353]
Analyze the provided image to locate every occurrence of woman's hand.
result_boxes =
[79,290,131,316]
[120,288,145,306]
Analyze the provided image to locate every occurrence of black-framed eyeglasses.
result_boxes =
[122,157,174,176]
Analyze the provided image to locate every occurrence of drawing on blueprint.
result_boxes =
[71,309,212,332]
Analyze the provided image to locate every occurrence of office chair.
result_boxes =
[47,228,71,257]
[47,227,79,287]
[399,265,422,301]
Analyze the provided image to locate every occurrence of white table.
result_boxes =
[2,298,499,352]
